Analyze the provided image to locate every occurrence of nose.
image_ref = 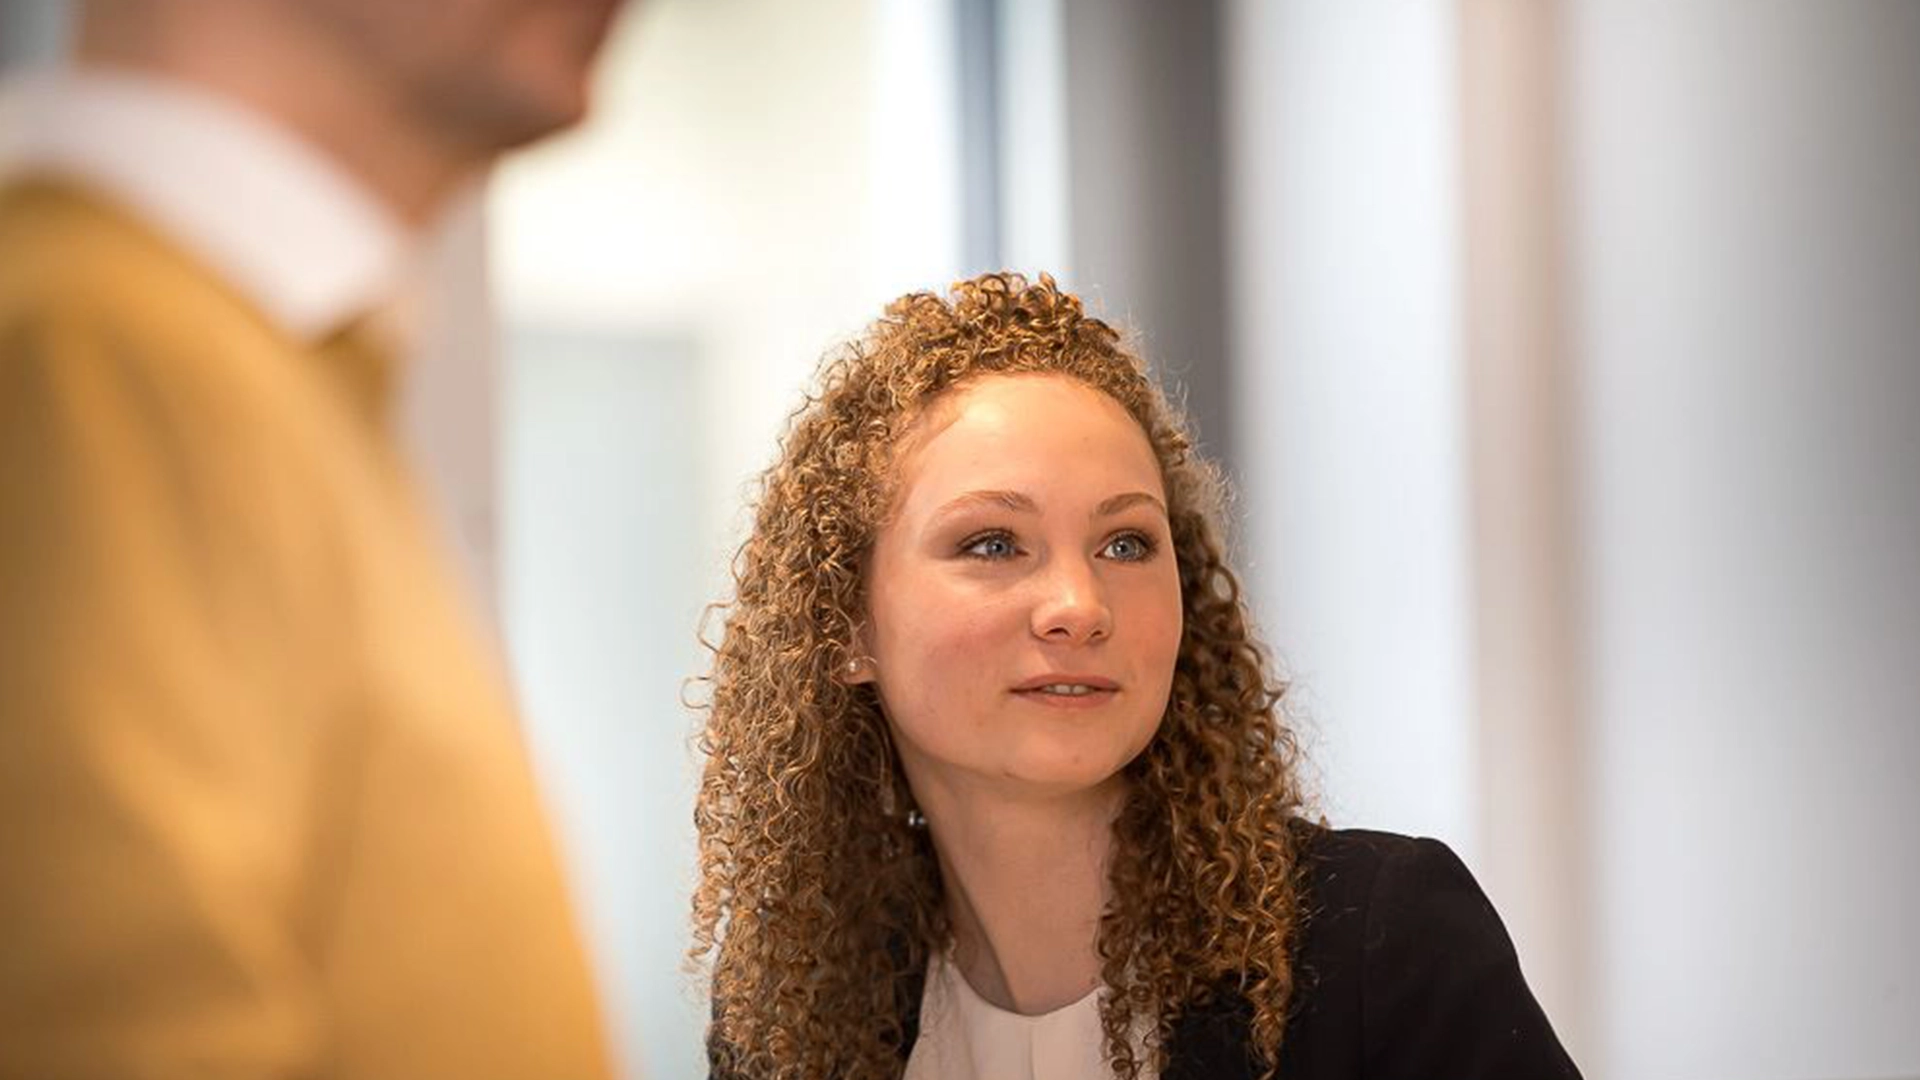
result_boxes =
[1030,556,1113,644]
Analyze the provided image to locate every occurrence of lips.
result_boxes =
[1010,673,1121,707]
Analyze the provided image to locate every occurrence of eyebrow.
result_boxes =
[930,489,1168,523]
[933,490,1038,520]
[1095,491,1168,518]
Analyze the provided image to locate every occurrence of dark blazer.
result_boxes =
[714,826,1582,1078]
[1153,826,1582,1079]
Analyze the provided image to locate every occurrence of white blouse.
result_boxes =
[903,952,1157,1080]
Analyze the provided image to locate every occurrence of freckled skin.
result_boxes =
[856,374,1184,805]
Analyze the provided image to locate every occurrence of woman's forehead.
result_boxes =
[885,374,1164,515]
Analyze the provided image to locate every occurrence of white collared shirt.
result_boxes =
[0,66,413,344]
[905,951,1158,1080]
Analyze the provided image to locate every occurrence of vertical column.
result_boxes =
[1457,0,1590,1061]
[0,1,71,70]
[1059,0,1232,461]
[994,0,1071,282]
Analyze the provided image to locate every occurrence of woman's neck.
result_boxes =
[919,779,1125,1015]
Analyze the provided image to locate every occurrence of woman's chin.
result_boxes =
[991,743,1145,798]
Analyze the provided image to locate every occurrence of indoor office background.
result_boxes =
[3,2,1916,1079]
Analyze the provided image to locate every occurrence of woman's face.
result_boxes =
[855,373,1183,806]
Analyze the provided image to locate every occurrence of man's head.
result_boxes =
[78,0,627,220]
[285,0,624,154]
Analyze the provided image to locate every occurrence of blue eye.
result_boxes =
[960,531,1020,560]
[1101,532,1157,562]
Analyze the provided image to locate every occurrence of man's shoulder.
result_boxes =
[2,177,168,297]
[0,176,344,506]
[0,176,264,340]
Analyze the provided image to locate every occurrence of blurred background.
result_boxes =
[5,1,1917,1078]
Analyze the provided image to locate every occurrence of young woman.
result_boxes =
[692,273,1579,1080]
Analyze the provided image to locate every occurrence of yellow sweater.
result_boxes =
[0,178,613,1080]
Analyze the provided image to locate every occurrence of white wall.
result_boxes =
[1563,3,1920,1077]
[493,0,961,546]
[500,328,707,1080]
[1224,1,1478,857]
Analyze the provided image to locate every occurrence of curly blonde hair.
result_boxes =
[691,272,1307,1079]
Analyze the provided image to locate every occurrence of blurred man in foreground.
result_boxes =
[0,1,627,1076]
